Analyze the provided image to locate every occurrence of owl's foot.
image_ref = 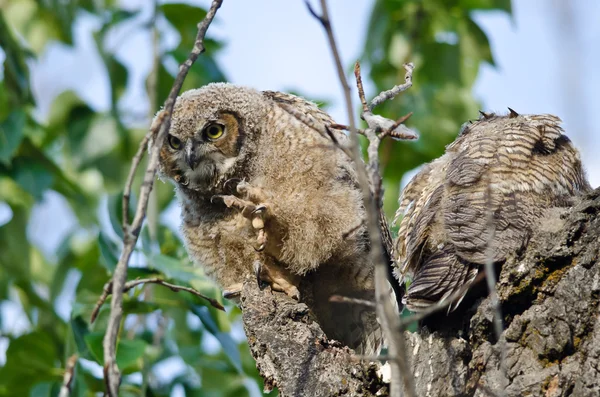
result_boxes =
[253,260,300,300]
[214,181,271,252]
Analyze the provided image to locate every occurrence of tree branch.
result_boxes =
[101,1,223,395]
[306,1,418,396]
[58,354,77,397]
[90,277,224,324]
[241,280,388,396]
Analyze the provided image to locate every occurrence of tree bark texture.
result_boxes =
[240,188,600,397]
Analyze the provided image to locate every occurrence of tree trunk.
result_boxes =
[240,187,600,397]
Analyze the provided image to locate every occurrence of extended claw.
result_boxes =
[253,261,269,290]
[223,178,242,194]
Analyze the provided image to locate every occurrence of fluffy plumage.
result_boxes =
[151,83,381,354]
[394,112,591,312]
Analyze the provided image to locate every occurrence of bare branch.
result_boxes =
[307,1,417,396]
[379,112,415,139]
[354,61,418,397]
[329,294,376,308]
[58,354,77,397]
[91,277,224,324]
[122,134,149,229]
[101,1,224,395]
[90,281,113,324]
[398,271,486,327]
[370,62,414,111]
[354,62,369,114]
[484,180,507,392]
[279,102,353,157]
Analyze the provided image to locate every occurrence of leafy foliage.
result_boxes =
[363,0,511,214]
[0,0,508,395]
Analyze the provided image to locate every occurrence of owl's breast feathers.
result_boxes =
[394,113,591,312]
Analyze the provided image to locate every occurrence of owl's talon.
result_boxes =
[252,204,267,216]
[253,261,269,290]
[253,259,300,300]
[223,178,242,194]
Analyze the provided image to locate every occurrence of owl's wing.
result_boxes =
[396,113,590,312]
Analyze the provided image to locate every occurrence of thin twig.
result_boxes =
[398,271,486,327]
[379,112,414,139]
[329,295,376,308]
[354,62,369,114]
[122,134,149,230]
[279,102,353,157]
[58,354,77,397]
[306,1,418,396]
[484,180,507,395]
[90,281,113,323]
[102,2,224,396]
[146,0,161,241]
[354,61,418,397]
[370,62,414,111]
[91,277,224,324]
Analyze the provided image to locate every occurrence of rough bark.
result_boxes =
[240,188,599,397]
[240,281,387,396]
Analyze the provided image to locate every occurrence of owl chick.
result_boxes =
[394,111,591,312]
[151,83,382,354]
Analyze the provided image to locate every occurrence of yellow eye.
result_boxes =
[168,134,182,150]
[205,123,224,140]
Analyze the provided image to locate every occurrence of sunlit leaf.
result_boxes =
[191,305,243,374]
[0,111,26,165]
[84,332,148,371]
[0,331,59,395]
[0,10,34,106]
[160,3,207,49]
[148,253,200,283]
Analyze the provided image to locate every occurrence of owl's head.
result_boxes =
[150,83,268,192]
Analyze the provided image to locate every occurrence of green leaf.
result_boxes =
[107,191,136,239]
[191,305,243,374]
[0,111,26,165]
[459,0,511,12]
[9,157,54,201]
[0,10,34,106]
[0,331,59,395]
[148,253,200,283]
[84,332,148,371]
[98,231,119,272]
[0,206,31,282]
[160,3,207,49]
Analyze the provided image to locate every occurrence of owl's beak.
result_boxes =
[185,142,199,170]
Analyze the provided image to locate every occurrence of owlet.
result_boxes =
[394,111,591,312]
[151,83,382,354]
